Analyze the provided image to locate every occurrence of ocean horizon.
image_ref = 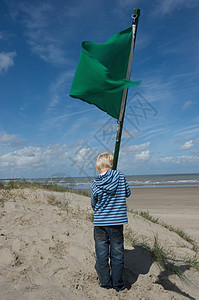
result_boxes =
[1,173,199,189]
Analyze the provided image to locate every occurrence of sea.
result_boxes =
[2,173,199,189]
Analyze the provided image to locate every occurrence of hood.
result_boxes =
[94,170,119,193]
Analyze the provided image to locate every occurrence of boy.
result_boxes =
[91,152,131,291]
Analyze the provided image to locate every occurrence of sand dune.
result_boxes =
[0,187,199,299]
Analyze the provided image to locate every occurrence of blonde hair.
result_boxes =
[96,152,114,170]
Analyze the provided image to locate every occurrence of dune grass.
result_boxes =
[0,180,90,197]
[0,180,66,192]
[124,226,199,279]
[129,209,198,253]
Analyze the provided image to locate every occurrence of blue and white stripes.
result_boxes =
[91,170,131,226]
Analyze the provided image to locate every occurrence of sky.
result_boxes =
[0,0,199,179]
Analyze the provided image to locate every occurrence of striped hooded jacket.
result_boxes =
[91,170,131,226]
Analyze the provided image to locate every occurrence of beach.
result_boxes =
[127,187,199,243]
[0,186,199,300]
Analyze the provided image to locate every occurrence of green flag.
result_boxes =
[69,27,139,119]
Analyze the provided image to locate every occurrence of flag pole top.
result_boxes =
[132,8,140,25]
[133,8,140,16]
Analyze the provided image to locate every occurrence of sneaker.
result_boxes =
[99,283,112,290]
[113,285,126,292]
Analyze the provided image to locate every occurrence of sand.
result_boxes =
[0,186,199,300]
[127,187,199,243]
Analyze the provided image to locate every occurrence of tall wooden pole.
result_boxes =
[112,8,140,170]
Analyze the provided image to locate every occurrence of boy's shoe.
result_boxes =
[99,283,112,290]
[113,285,126,292]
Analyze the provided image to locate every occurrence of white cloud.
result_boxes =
[122,142,151,163]
[74,147,98,165]
[141,127,168,140]
[0,52,16,73]
[182,101,193,109]
[0,133,27,148]
[0,133,18,144]
[159,155,199,164]
[48,71,74,109]
[134,150,151,161]
[179,138,199,150]
[0,147,40,169]
[136,75,176,105]
[0,144,69,171]
[75,148,90,162]
[175,124,199,137]
[128,142,151,151]
[13,3,67,65]
[179,140,194,150]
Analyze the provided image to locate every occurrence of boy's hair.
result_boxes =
[96,152,114,170]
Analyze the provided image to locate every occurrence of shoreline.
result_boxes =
[1,172,199,190]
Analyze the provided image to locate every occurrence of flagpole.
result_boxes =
[112,8,140,170]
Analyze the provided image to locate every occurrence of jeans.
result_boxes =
[94,225,124,289]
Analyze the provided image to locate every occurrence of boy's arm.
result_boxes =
[91,183,97,210]
[125,178,131,198]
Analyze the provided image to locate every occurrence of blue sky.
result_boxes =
[0,0,199,179]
